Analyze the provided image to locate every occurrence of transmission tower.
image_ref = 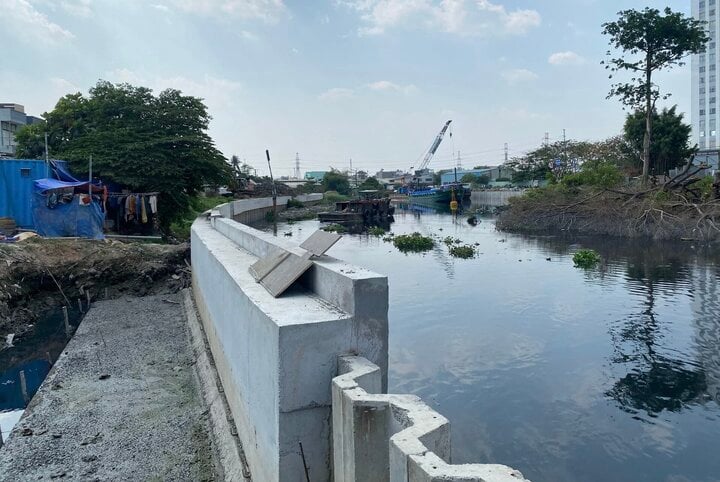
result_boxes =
[294,152,300,179]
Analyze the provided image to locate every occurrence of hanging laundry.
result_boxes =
[141,195,148,224]
[149,195,158,214]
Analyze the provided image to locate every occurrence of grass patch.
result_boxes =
[393,232,435,253]
[573,249,601,269]
[323,191,350,204]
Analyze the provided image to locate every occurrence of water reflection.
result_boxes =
[273,207,720,482]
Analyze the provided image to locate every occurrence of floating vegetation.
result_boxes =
[442,236,462,245]
[367,226,386,236]
[449,245,476,259]
[573,249,601,269]
[322,223,347,233]
[393,233,435,253]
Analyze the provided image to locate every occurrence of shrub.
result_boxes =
[573,249,601,268]
[393,233,435,253]
[287,198,304,209]
[561,162,623,189]
[324,191,350,204]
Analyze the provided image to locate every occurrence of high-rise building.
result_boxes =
[692,0,720,170]
[0,104,42,157]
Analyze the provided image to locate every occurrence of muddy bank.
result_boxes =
[497,187,720,242]
[0,238,189,341]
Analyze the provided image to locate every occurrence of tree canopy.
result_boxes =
[15,81,231,230]
[602,7,708,182]
[322,170,350,195]
[623,106,694,175]
[358,176,383,191]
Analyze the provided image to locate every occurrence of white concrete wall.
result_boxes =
[332,356,529,482]
[191,196,387,482]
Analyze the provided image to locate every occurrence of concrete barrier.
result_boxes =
[191,196,388,482]
[217,193,324,224]
[332,356,529,482]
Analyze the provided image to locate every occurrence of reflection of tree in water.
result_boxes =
[606,251,707,415]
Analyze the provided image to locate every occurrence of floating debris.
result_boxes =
[449,245,476,259]
[573,249,601,269]
[393,233,435,253]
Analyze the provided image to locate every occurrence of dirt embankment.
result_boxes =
[497,187,720,242]
[0,239,189,339]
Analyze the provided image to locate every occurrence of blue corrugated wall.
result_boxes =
[0,159,47,228]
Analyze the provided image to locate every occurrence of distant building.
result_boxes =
[692,1,720,172]
[304,171,327,182]
[0,104,42,157]
[440,167,514,185]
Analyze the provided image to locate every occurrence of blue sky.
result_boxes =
[2,0,691,176]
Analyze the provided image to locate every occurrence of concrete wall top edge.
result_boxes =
[192,219,352,327]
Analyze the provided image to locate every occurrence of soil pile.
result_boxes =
[0,238,189,339]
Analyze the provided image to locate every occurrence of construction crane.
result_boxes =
[417,120,452,172]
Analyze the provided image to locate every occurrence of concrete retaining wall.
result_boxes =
[191,195,387,482]
[332,356,529,482]
[217,193,324,224]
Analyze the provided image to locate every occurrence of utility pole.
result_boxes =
[44,132,49,177]
[504,143,509,163]
[295,152,300,179]
[266,149,277,234]
[456,150,462,170]
[544,132,549,147]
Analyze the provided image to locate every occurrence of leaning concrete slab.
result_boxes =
[0,294,218,482]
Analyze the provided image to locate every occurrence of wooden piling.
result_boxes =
[85,290,91,310]
[19,370,28,403]
[62,306,71,338]
[78,298,84,314]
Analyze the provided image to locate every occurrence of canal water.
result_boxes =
[0,306,84,442]
[275,202,720,482]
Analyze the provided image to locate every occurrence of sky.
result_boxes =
[2,0,693,177]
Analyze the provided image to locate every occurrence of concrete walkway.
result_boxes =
[0,294,218,481]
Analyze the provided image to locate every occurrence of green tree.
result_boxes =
[322,170,350,195]
[602,7,708,184]
[358,176,382,190]
[15,81,231,231]
[14,123,47,159]
[624,106,694,175]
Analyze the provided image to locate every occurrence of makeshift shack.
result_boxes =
[31,178,105,239]
[0,158,47,228]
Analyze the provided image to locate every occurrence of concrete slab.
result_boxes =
[249,247,290,281]
[0,294,219,482]
[299,230,342,256]
[259,254,313,298]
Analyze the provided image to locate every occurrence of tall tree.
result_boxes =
[602,7,708,184]
[15,81,231,230]
[624,106,694,175]
[322,170,350,194]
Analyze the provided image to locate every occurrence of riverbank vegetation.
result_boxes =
[499,7,720,242]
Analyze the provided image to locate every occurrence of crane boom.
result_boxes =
[417,120,452,172]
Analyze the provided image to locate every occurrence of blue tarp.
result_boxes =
[31,190,105,239]
[0,159,46,228]
[49,160,80,182]
[33,178,102,193]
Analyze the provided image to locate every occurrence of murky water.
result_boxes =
[276,203,720,482]
[0,306,84,441]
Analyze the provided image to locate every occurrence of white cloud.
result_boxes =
[60,0,93,17]
[169,0,287,22]
[341,0,540,36]
[151,4,171,12]
[4,0,74,44]
[366,80,419,95]
[318,87,355,102]
[548,51,586,66]
[501,68,538,85]
[50,77,81,93]
[104,69,242,113]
